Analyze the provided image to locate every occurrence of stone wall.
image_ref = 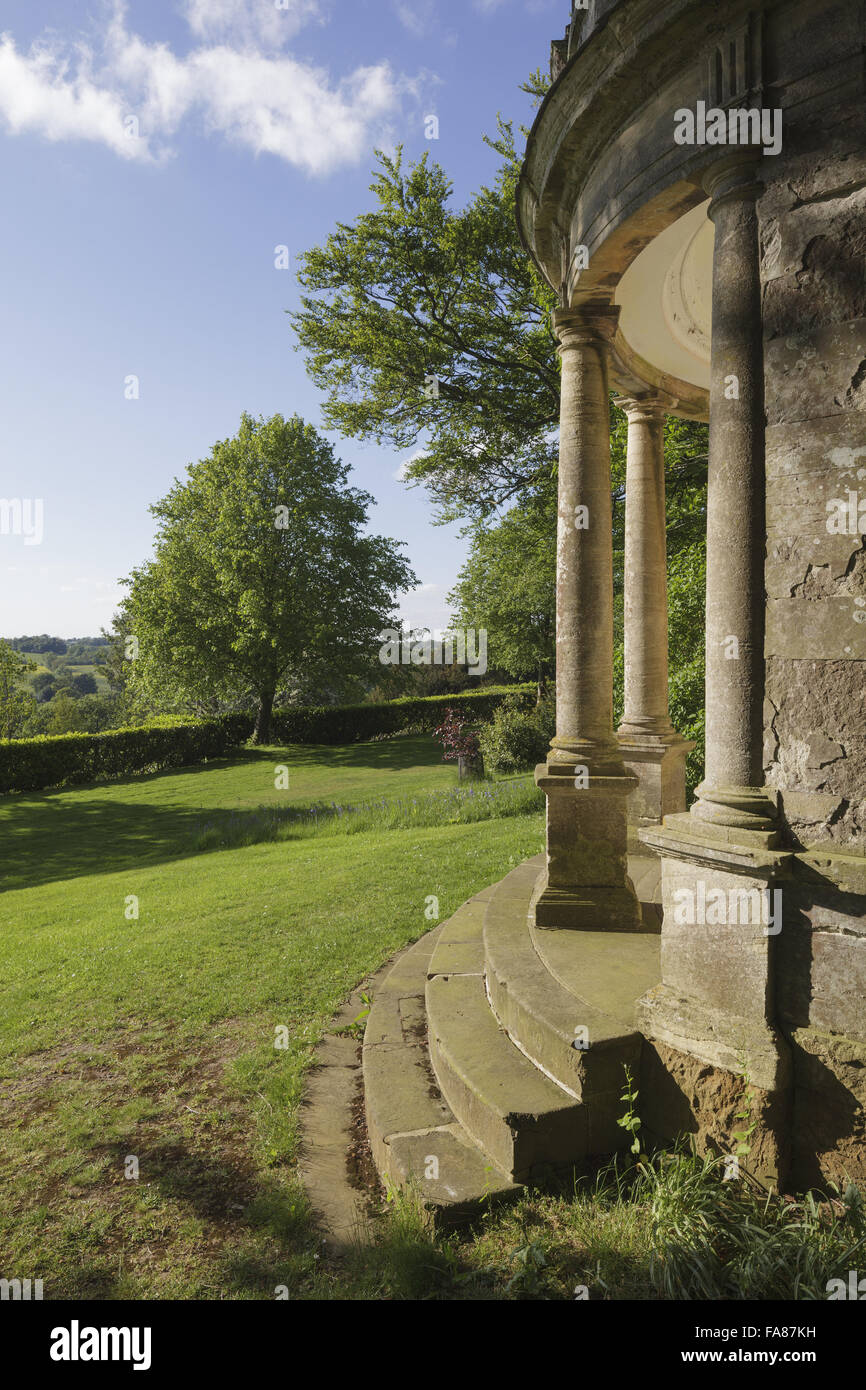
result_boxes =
[759,2,866,1184]
[760,92,866,850]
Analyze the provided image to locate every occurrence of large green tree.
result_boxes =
[448,494,556,701]
[292,89,559,520]
[292,74,709,783]
[121,413,416,742]
[0,640,35,739]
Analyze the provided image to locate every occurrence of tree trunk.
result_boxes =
[536,667,547,705]
[252,688,275,744]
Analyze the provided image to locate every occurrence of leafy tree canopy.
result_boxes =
[292,78,559,522]
[120,413,417,742]
[0,640,35,739]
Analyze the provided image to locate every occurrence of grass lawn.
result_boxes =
[1,734,475,892]
[2,734,861,1301]
[0,735,545,1298]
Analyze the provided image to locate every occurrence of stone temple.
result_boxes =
[363,0,866,1206]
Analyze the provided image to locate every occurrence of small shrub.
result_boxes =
[478,695,554,774]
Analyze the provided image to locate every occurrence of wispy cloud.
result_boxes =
[183,0,323,49]
[394,446,428,481]
[0,1,415,175]
[393,1,437,38]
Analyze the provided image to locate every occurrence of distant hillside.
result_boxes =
[5,635,109,658]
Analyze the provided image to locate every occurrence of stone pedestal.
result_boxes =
[535,764,639,930]
[619,733,694,830]
[534,305,641,933]
[636,811,795,1184]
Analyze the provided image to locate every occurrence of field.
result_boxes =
[0,736,545,1298]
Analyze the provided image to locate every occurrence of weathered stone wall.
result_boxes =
[760,77,866,850]
[759,0,866,1185]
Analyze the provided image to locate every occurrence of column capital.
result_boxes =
[552,303,620,352]
[702,151,762,214]
[613,392,672,423]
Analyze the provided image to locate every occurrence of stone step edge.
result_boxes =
[426,971,586,1179]
[482,868,643,1099]
[362,922,519,1217]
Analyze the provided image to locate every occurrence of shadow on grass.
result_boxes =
[0,736,445,893]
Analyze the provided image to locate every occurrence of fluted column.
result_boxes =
[534,305,641,932]
[691,152,774,835]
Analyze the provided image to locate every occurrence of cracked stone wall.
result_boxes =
[760,104,866,851]
[759,79,866,1182]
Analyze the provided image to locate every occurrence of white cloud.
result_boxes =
[395,445,428,480]
[0,2,413,175]
[0,34,144,160]
[393,1,437,37]
[183,0,322,50]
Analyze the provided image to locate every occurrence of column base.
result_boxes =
[691,782,778,837]
[617,729,694,831]
[533,881,643,932]
[534,760,642,932]
[636,816,794,1185]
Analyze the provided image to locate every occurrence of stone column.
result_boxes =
[534,305,641,932]
[636,154,791,1186]
[616,395,693,827]
[691,151,775,837]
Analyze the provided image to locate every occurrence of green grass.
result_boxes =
[192,775,543,851]
[3,735,859,1302]
[1,734,474,891]
[0,736,545,1298]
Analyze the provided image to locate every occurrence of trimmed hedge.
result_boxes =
[268,685,535,745]
[0,686,535,794]
[0,718,253,794]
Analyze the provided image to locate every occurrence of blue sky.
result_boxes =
[0,0,562,639]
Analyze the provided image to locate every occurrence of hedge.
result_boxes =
[0,686,535,794]
[267,685,535,745]
[0,718,247,794]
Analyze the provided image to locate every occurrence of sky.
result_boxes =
[0,0,563,639]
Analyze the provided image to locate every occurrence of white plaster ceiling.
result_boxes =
[614,201,713,391]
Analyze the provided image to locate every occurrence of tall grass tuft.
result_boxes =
[635,1147,866,1300]
[192,777,544,853]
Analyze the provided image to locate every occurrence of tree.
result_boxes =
[292,71,710,781]
[122,413,417,743]
[7,635,66,655]
[449,494,556,701]
[292,78,559,521]
[0,640,35,738]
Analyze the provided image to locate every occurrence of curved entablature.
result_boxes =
[518,0,768,413]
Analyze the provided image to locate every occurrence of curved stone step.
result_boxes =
[426,892,487,979]
[426,970,586,1180]
[483,863,643,1144]
[363,927,518,1219]
[528,904,661,1026]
